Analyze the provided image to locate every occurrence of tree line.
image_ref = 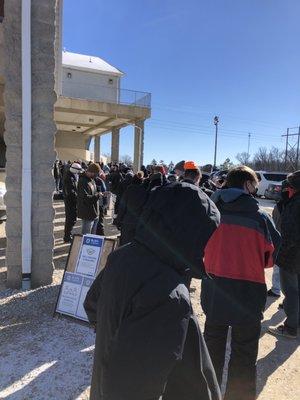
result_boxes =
[236,146,299,172]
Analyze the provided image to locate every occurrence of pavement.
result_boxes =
[0,198,299,399]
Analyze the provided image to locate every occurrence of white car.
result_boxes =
[255,171,287,198]
[0,182,6,221]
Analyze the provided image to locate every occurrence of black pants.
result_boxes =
[96,207,104,236]
[64,199,77,240]
[204,322,261,400]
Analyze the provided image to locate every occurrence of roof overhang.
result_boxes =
[54,96,151,137]
[62,64,124,77]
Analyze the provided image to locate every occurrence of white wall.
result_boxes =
[62,67,120,103]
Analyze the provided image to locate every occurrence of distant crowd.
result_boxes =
[53,158,300,400]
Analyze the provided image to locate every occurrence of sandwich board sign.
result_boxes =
[55,234,117,322]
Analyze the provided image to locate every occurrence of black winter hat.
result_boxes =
[287,170,300,190]
[174,160,185,174]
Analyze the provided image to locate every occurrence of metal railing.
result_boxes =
[62,81,151,108]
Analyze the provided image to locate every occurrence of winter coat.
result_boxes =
[201,188,281,325]
[272,203,282,233]
[77,174,99,220]
[62,170,78,204]
[84,182,221,400]
[114,174,133,214]
[115,183,148,245]
[107,171,123,195]
[53,161,60,180]
[276,192,300,274]
[94,176,107,208]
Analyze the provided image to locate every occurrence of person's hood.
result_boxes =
[211,188,245,203]
[135,182,220,277]
[212,188,259,213]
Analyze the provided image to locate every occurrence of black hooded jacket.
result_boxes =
[276,192,300,273]
[84,182,221,400]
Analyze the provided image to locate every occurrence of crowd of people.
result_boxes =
[53,159,300,400]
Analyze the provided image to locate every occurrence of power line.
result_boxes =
[152,103,285,129]
[149,121,281,141]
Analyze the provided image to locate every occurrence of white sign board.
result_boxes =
[76,235,104,276]
[56,234,105,322]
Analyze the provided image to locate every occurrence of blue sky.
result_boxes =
[63,0,300,166]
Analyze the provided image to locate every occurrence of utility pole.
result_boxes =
[284,128,289,169]
[247,133,251,158]
[213,116,219,169]
[282,126,300,171]
[296,126,300,170]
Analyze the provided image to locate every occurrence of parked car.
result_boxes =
[0,181,6,221]
[255,171,287,198]
[210,170,228,188]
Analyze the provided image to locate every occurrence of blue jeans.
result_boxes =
[280,269,300,333]
[271,265,281,295]
[82,218,99,235]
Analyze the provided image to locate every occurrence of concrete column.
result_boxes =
[111,128,120,163]
[3,0,57,288]
[94,135,101,162]
[54,0,63,96]
[133,120,145,172]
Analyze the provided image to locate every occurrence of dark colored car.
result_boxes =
[265,183,282,201]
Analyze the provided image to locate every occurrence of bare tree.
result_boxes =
[236,152,250,165]
[219,158,234,170]
[120,154,133,165]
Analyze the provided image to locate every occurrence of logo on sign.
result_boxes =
[87,248,95,255]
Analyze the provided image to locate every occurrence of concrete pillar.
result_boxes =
[111,128,120,163]
[94,135,101,162]
[133,120,145,172]
[3,0,57,288]
[54,0,63,96]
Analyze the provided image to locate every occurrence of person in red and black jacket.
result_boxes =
[201,166,281,400]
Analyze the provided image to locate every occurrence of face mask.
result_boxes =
[247,181,258,196]
[287,187,296,199]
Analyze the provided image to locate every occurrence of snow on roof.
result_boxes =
[62,51,124,77]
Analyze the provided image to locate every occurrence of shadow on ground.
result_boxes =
[0,285,94,400]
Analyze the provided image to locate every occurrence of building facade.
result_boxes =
[0,0,151,288]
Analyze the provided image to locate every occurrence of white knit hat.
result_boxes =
[70,162,83,174]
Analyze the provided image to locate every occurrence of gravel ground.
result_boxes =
[0,199,299,399]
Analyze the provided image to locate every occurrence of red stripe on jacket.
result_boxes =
[204,223,275,284]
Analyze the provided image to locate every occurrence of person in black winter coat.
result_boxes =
[62,162,82,242]
[268,180,290,297]
[77,163,101,235]
[114,171,133,215]
[53,160,61,192]
[107,165,123,195]
[94,173,107,236]
[268,170,300,339]
[114,172,148,245]
[84,180,221,400]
